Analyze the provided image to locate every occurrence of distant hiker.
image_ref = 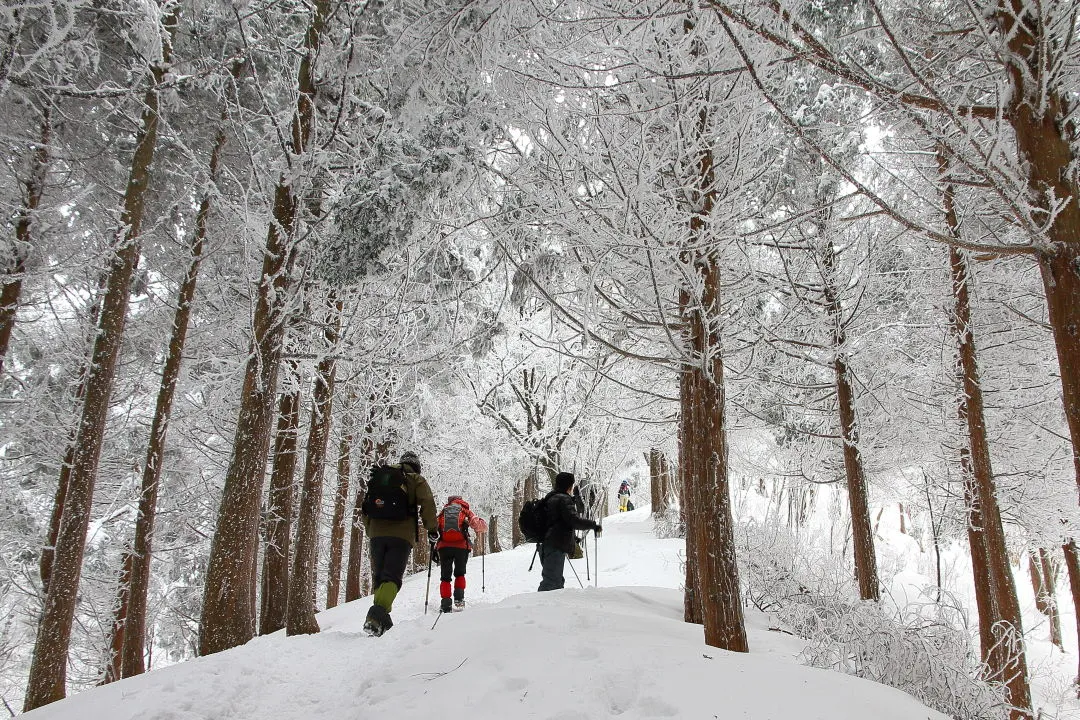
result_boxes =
[434,495,488,612]
[361,450,437,636]
[618,479,632,512]
[539,472,601,592]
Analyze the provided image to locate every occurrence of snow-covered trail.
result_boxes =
[22,509,950,720]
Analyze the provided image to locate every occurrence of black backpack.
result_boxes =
[362,464,411,520]
[518,496,550,543]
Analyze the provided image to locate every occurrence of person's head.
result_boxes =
[448,495,462,504]
[400,451,421,473]
[554,472,575,493]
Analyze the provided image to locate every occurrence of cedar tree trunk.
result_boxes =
[286,294,341,636]
[326,430,352,609]
[23,7,178,709]
[199,0,329,655]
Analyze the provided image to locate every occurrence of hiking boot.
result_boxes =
[454,600,466,611]
[440,598,453,613]
[364,604,393,636]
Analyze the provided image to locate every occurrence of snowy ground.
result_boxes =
[22,508,953,720]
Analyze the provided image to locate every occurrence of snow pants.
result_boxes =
[370,536,411,612]
[439,547,469,604]
[538,544,567,591]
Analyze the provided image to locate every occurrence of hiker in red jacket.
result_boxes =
[434,496,487,612]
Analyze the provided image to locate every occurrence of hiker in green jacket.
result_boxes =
[361,451,438,636]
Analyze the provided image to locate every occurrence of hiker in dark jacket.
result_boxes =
[539,471,601,592]
[362,451,438,636]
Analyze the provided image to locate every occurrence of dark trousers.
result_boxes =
[439,547,469,604]
[370,536,411,589]
[538,544,566,591]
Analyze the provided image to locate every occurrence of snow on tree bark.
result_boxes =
[260,381,301,636]
[1063,540,1080,696]
[286,293,341,636]
[199,0,329,655]
[820,234,878,602]
[120,87,233,678]
[326,428,352,609]
[946,241,1032,717]
[0,104,50,377]
[1028,548,1063,650]
[23,5,179,709]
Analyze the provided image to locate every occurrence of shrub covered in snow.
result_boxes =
[736,520,1007,720]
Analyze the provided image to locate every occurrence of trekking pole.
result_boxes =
[568,556,584,589]
[482,547,486,593]
[431,609,444,630]
[583,533,590,582]
[424,547,434,615]
[594,530,599,588]
[529,544,539,571]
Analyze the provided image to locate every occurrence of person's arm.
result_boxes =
[560,495,599,532]
[414,475,438,533]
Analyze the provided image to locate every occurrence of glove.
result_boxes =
[594,524,602,537]
[428,529,440,545]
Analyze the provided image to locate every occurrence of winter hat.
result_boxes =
[554,472,575,492]
[400,451,421,473]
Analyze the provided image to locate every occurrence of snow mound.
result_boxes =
[24,585,948,720]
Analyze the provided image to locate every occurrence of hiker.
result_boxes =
[361,450,438,636]
[618,479,632,512]
[539,472,601,592]
[434,495,488,612]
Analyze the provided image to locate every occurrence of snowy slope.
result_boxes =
[23,509,950,720]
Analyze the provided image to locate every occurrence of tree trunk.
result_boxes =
[344,435,372,604]
[489,515,502,553]
[997,18,1080,704]
[1062,540,1080,695]
[525,469,540,503]
[344,488,366,603]
[259,383,301,635]
[286,293,341,636]
[659,451,673,510]
[0,105,51,377]
[413,533,430,575]
[40,272,108,593]
[1031,548,1063,650]
[199,0,329,655]
[326,429,352,609]
[675,34,747,645]
[120,96,231,677]
[682,261,748,651]
[993,3,1080,504]
[946,242,1031,716]
[650,448,662,514]
[819,236,879,602]
[511,477,524,548]
[679,351,702,626]
[962,448,998,666]
[23,8,179,709]
[101,552,133,685]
